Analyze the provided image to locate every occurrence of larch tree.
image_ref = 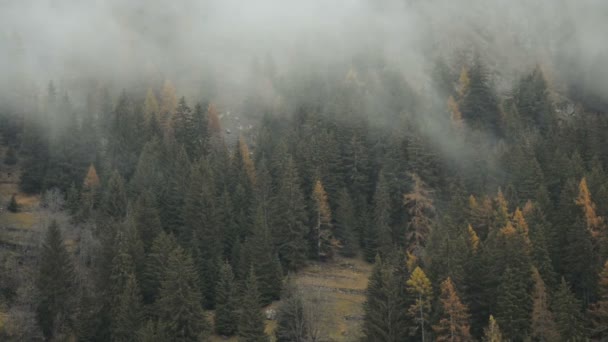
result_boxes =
[530,267,559,342]
[576,177,605,239]
[404,174,436,259]
[482,315,503,342]
[312,180,334,260]
[407,266,432,342]
[433,277,472,342]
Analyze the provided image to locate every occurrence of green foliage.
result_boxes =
[157,246,210,341]
[238,267,269,342]
[215,262,238,336]
[36,220,75,340]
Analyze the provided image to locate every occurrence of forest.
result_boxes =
[1,0,608,341]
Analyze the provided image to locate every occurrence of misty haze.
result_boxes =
[1,0,608,341]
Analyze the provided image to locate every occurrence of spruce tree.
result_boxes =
[215,262,238,336]
[552,278,586,341]
[238,267,269,342]
[113,274,144,342]
[495,267,530,341]
[100,169,128,219]
[157,246,209,341]
[589,260,608,339]
[362,254,410,341]
[334,188,358,257]
[142,232,178,305]
[36,220,75,340]
[271,155,308,271]
[372,173,393,258]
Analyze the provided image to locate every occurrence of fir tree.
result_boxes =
[373,173,393,258]
[495,267,530,341]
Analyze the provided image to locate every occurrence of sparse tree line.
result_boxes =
[1,54,608,341]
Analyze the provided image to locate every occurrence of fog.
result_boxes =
[1,0,607,109]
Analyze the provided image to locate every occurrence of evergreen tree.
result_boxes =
[100,169,128,219]
[433,277,472,342]
[7,193,18,213]
[362,254,410,341]
[113,274,144,342]
[215,262,238,336]
[157,246,209,341]
[238,267,269,342]
[495,267,530,341]
[132,191,163,252]
[142,232,178,305]
[271,156,308,271]
[334,188,358,257]
[372,173,393,258]
[589,260,608,339]
[36,220,75,340]
[551,278,586,341]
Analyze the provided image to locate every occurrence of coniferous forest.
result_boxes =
[1,0,608,341]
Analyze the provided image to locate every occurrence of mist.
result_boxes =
[1,0,607,108]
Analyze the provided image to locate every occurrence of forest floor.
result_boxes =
[210,257,371,342]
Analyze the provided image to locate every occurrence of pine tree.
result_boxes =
[407,266,432,342]
[551,278,586,341]
[36,220,75,340]
[482,315,503,342]
[157,246,209,341]
[215,262,238,336]
[113,274,144,342]
[433,277,472,342]
[530,267,559,341]
[589,260,608,339]
[238,267,269,342]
